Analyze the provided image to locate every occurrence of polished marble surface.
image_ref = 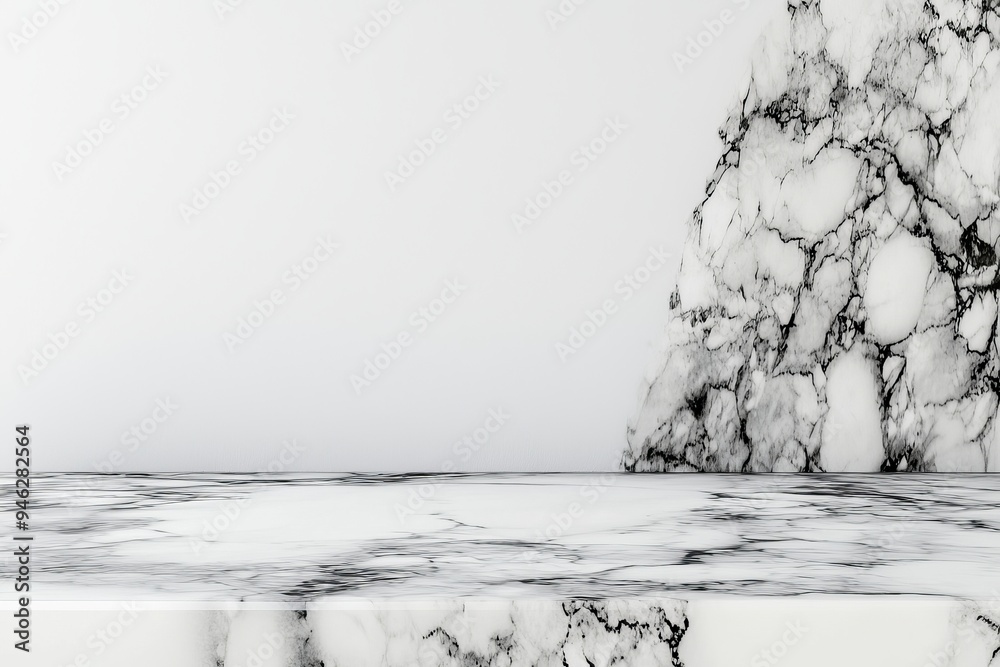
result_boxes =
[5,473,998,601]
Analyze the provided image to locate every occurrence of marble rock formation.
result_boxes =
[627,0,1000,472]
[208,602,688,667]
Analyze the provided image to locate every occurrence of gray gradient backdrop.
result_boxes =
[1,0,783,471]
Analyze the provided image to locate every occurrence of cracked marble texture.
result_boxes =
[184,600,1000,667]
[10,474,1000,600]
[627,0,1000,472]
[7,600,1000,666]
[281,601,688,667]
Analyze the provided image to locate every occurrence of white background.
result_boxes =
[0,0,783,471]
